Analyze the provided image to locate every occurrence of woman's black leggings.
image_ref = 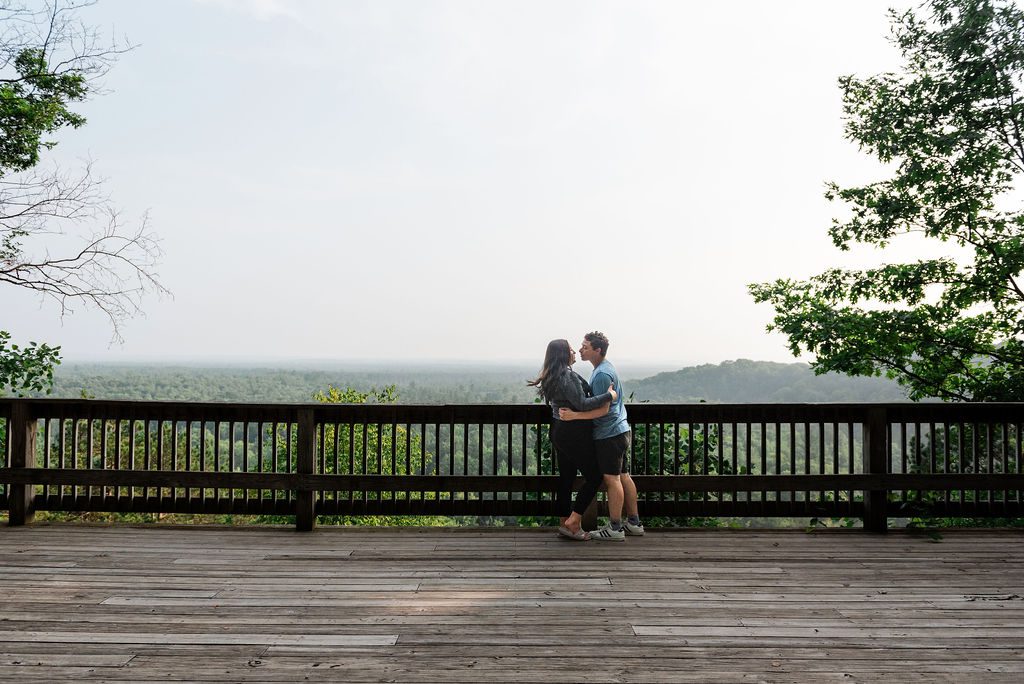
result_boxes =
[551,420,602,517]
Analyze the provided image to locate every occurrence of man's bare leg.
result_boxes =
[620,473,639,518]
[604,474,624,523]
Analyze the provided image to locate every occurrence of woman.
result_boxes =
[528,339,617,540]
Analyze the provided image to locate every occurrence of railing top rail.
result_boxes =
[0,398,548,422]
[1,397,1023,423]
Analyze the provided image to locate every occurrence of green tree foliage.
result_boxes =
[0,329,59,395]
[750,0,1024,401]
[0,48,85,173]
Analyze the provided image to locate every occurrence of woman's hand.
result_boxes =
[559,407,580,421]
[608,384,618,402]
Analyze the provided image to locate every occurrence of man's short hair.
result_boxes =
[585,331,609,357]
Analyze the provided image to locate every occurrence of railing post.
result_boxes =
[8,402,37,526]
[295,409,316,532]
[863,407,888,533]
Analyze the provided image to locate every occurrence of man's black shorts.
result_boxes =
[595,431,631,475]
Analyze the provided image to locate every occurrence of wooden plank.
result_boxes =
[0,654,133,667]
[0,630,398,646]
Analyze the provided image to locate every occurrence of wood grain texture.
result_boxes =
[1,525,1023,681]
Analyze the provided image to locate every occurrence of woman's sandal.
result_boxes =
[557,525,591,541]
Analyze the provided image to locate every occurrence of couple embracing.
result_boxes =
[529,331,643,541]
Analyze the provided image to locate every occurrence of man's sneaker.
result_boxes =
[590,524,626,541]
[623,520,645,536]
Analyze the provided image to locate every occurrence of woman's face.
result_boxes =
[568,347,577,366]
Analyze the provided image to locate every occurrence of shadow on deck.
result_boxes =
[1,525,1023,682]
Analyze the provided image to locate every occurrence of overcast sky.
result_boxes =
[3,0,925,368]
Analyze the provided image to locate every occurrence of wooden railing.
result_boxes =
[2,398,1023,531]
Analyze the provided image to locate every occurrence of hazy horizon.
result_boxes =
[51,355,703,383]
[51,355,839,386]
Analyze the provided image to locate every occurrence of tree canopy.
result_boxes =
[750,0,1024,401]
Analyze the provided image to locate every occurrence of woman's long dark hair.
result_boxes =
[527,339,572,402]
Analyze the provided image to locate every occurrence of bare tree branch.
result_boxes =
[0,1,164,350]
[0,208,168,343]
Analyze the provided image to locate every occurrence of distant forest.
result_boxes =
[36,359,911,404]
[629,359,909,403]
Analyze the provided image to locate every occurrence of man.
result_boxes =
[563,331,643,541]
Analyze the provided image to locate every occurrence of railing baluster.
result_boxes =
[832,422,839,506]
[184,420,192,506]
[477,422,483,503]
[73,418,82,503]
[1002,422,1009,512]
[333,421,340,509]
[100,417,109,501]
[929,421,936,476]
[364,419,372,505]
[674,422,681,505]
[43,417,51,502]
[774,422,781,508]
[804,422,811,506]
[200,421,208,508]
[87,417,95,505]
[112,419,121,501]
[58,414,66,504]
[789,421,796,505]
[759,421,766,510]
[349,421,356,504]
[987,423,994,511]
[462,422,469,504]
[913,421,921,506]
[420,422,427,503]
[972,422,979,509]
[317,421,325,513]
[1011,421,1019,507]
[171,421,178,510]
[731,422,738,505]
[489,422,496,503]
[144,419,152,504]
[898,422,906,504]
[745,422,752,506]
[944,422,951,506]
[817,422,825,504]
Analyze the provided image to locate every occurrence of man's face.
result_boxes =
[579,339,598,363]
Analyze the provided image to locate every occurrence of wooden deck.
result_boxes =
[1,526,1023,682]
